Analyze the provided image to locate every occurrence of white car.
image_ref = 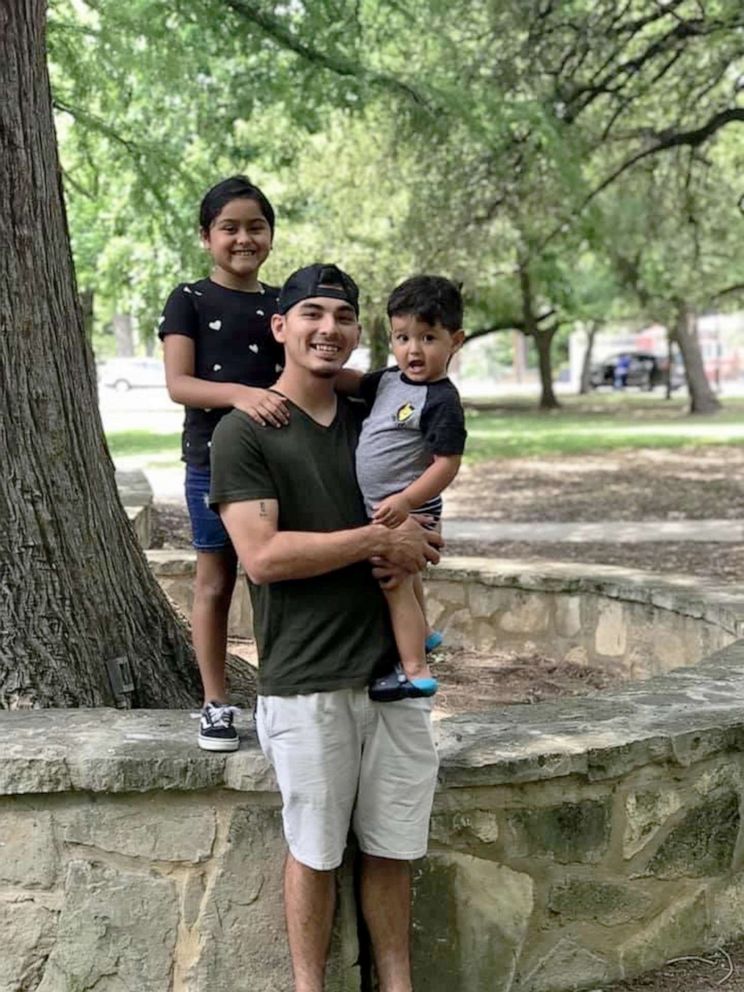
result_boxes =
[98,357,166,392]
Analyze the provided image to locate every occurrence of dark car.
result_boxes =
[589,352,684,391]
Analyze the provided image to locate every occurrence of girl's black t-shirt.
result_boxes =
[159,278,283,468]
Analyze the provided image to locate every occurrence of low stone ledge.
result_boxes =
[146,550,744,678]
[431,557,744,639]
[118,470,155,548]
[4,640,744,798]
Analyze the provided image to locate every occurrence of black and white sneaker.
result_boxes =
[198,701,240,752]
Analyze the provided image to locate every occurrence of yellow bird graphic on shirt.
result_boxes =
[395,402,415,424]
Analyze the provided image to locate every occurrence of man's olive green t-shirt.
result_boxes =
[209,399,397,695]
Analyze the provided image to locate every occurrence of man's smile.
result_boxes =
[310,342,342,354]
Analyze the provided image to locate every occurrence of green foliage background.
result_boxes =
[48,0,744,393]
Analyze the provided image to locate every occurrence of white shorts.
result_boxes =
[255,688,439,870]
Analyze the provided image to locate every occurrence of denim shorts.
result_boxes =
[184,465,232,552]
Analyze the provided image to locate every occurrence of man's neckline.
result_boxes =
[270,389,339,429]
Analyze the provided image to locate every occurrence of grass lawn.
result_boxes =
[463,394,744,460]
[105,394,744,465]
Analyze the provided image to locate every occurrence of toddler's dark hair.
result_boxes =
[199,175,275,235]
[387,275,463,331]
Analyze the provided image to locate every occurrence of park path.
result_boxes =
[444,518,744,543]
[125,461,744,546]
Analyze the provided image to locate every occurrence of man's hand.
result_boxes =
[374,516,442,573]
[232,386,289,428]
[373,492,412,528]
[370,556,408,590]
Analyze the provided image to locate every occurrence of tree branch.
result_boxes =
[463,308,556,343]
[223,0,432,111]
[712,282,744,302]
[587,107,744,207]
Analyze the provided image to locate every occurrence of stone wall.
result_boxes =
[118,469,154,549]
[146,551,744,679]
[7,556,744,990]
[6,638,744,990]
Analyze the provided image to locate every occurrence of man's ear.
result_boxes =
[271,313,285,344]
[450,329,466,354]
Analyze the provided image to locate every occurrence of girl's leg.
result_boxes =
[192,547,237,703]
[185,463,238,705]
[383,575,432,684]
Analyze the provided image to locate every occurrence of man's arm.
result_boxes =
[219,498,442,585]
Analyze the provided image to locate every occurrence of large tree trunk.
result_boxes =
[579,321,600,395]
[519,261,560,410]
[674,302,721,415]
[0,0,199,708]
[533,329,560,410]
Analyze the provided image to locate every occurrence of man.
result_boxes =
[210,263,442,992]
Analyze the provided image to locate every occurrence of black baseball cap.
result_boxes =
[278,263,360,316]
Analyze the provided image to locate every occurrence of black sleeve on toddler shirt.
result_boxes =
[158,284,198,341]
[420,380,467,456]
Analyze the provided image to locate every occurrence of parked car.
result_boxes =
[589,352,685,391]
[97,357,166,391]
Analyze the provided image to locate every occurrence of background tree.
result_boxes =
[1,0,200,708]
[47,0,744,399]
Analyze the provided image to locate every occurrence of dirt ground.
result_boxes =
[445,446,744,522]
[225,638,619,716]
[605,940,744,992]
[154,445,744,584]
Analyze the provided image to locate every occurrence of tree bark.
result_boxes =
[112,313,135,356]
[673,302,721,415]
[533,328,560,410]
[578,321,600,394]
[367,312,389,371]
[0,0,199,708]
[79,288,94,341]
[665,328,674,401]
[519,261,560,410]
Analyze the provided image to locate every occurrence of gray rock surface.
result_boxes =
[37,860,179,992]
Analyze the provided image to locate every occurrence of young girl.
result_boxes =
[159,176,288,751]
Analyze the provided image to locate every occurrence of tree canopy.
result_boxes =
[48,0,744,408]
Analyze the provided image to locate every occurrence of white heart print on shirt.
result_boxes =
[209,320,222,330]
[257,309,265,317]
[275,364,283,373]
[249,344,259,353]
[213,364,222,372]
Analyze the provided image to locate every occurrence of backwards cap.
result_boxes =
[278,263,359,316]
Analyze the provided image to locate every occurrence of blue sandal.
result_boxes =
[425,631,444,654]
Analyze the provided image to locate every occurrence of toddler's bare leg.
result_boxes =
[412,573,434,638]
[383,575,431,683]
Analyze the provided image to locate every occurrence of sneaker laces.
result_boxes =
[204,702,240,729]
[191,703,242,730]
